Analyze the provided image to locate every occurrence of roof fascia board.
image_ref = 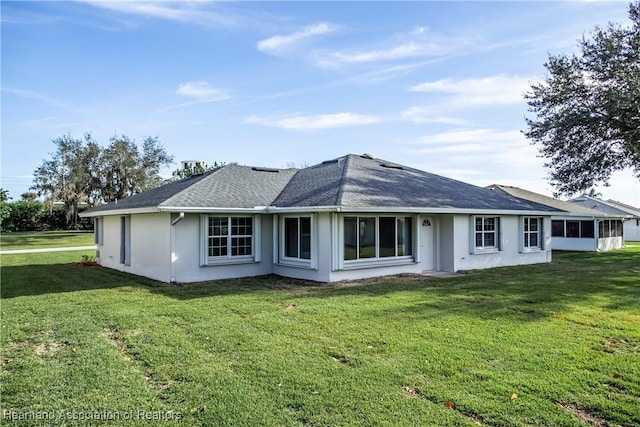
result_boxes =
[157,206,268,214]
[282,206,561,215]
[80,207,160,217]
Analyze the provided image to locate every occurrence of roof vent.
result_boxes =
[380,163,404,170]
[251,167,280,173]
[322,158,340,165]
[361,153,376,160]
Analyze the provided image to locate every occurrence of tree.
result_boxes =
[171,161,226,180]
[32,134,96,228]
[31,133,174,227]
[582,188,603,198]
[99,135,174,202]
[21,192,38,202]
[524,2,640,196]
[0,188,10,202]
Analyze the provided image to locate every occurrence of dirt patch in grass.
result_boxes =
[557,403,608,427]
[103,328,173,396]
[402,386,484,425]
[35,342,67,356]
[601,337,640,354]
[403,385,420,398]
[283,303,297,311]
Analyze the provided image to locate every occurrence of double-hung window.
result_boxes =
[343,216,413,261]
[284,216,311,260]
[206,216,253,261]
[473,216,500,252]
[523,217,542,251]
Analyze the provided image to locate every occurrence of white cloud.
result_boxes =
[245,112,382,130]
[316,27,475,68]
[405,128,547,189]
[410,75,536,106]
[176,81,229,101]
[401,106,466,125]
[414,129,521,146]
[257,23,336,54]
[81,1,241,28]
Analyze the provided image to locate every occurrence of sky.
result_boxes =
[2,0,639,206]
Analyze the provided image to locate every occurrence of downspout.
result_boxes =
[170,213,185,283]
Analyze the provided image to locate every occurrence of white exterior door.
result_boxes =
[421,216,436,271]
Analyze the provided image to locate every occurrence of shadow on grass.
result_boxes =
[2,250,639,323]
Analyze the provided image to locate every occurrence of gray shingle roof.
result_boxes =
[275,154,559,211]
[84,154,562,215]
[568,196,636,217]
[84,165,297,214]
[487,184,603,215]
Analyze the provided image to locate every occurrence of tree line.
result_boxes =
[2,133,174,231]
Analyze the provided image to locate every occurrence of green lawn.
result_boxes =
[1,247,639,426]
[0,231,94,251]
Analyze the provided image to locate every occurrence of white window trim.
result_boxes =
[278,214,316,269]
[520,216,544,253]
[470,215,501,254]
[200,215,261,266]
[340,214,417,269]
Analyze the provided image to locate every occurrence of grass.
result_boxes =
[0,231,94,251]
[1,246,639,426]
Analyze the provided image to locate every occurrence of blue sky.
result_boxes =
[2,1,638,205]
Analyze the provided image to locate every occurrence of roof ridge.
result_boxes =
[271,168,300,206]
[335,154,351,206]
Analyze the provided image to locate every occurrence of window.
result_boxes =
[207,216,253,258]
[94,217,103,245]
[580,221,595,238]
[474,216,499,251]
[552,220,564,237]
[598,220,624,238]
[343,216,413,261]
[523,217,541,249]
[551,220,595,238]
[284,217,311,260]
[120,215,131,265]
[566,221,580,238]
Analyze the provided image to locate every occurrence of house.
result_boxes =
[570,196,640,242]
[81,154,560,284]
[487,185,628,251]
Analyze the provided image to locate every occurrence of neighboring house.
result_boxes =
[569,196,640,242]
[81,154,560,284]
[605,199,640,241]
[488,185,628,252]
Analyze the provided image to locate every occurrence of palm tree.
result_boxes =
[582,187,602,198]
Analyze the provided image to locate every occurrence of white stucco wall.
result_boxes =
[552,237,598,251]
[96,211,555,284]
[598,236,624,251]
[96,213,171,282]
[624,219,640,242]
[451,215,552,272]
[171,213,274,283]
